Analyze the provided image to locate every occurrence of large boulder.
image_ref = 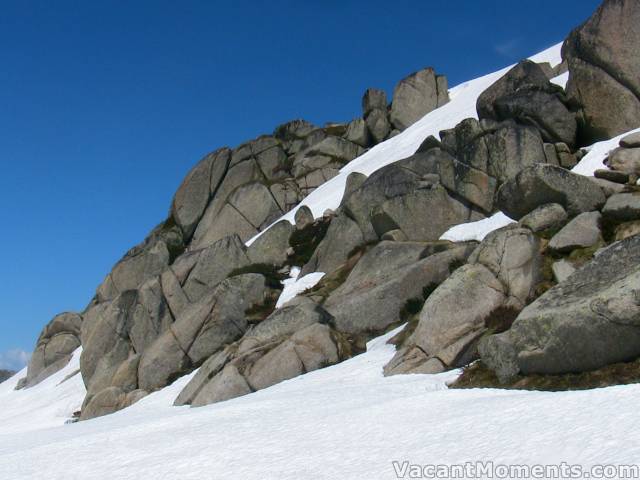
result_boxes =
[137,274,270,392]
[606,146,640,176]
[22,312,82,388]
[480,234,640,381]
[385,226,541,376]
[324,241,476,336]
[182,235,251,303]
[341,150,478,242]
[477,60,550,120]
[300,213,364,276]
[95,220,183,303]
[476,60,576,147]
[439,119,547,212]
[390,68,449,130]
[602,193,640,222]
[175,317,346,408]
[171,148,231,240]
[548,211,602,253]
[497,164,606,219]
[562,0,640,142]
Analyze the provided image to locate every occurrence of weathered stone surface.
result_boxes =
[480,234,640,381]
[477,60,550,120]
[245,339,303,391]
[190,158,265,249]
[80,386,126,420]
[468,226,542,308]
[497,164,606,219]
[415,135,442,154]
[95,229,174,303]
[606,147,640,176]
[173,347,233,407]
[620,132,640,148]
[238,299,331,353]
[390,68,448,130]
[494,89,577,147]
[439,119,547,212]
[247,220,293,266]
[191,364,252,408]
[365,108,391,144]
[300,213,364,276]
[476,59,576,146]
[171,148,230,239]
[548,211,602,253]
[22,313,82,389]
[552,259,576,283]
[589,177,628,197]
[594,168,630,184]
[344,118,371,148]
[294,206,314,231]
[325,242,475,335]
[362,88,387,116]
[182,235,250,303]
[342,150,477,242]
[385,226,541,376]
[518,203,568,233]
[602,193,640,222]
[562,0,640,142]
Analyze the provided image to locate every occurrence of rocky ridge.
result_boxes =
[17,0,640,419]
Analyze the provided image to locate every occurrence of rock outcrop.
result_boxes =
[385,225,541,375]
[562,0,640,143]
[480,234,640,381]
[22,312,82,389]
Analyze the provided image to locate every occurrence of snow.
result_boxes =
[571,126,640,177]
[550,71,569,88]
[275,267,325,308]
[439,212,515,242]
[247,43,563,246]
[2,328,640,479]
[0,349,85,435]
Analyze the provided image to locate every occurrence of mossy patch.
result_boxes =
[388,283,439,347]
[302,247,368,301]
[245,291,279,324]
[483,305,520,334]
[451,358,640,391]
[287,218,331,266]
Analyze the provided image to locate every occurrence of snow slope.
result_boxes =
[0,349,85,435]
[1,330,640,479]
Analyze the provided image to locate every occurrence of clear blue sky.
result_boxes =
[0,0,600,369]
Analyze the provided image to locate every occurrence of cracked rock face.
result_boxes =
[562,0,640,143]
[385,226,541,376]
[480,234,640,381]
[21,312,82,389]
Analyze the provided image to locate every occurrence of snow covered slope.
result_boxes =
[1,330,640,479]
[0,349,85,435]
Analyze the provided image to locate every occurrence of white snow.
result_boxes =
[550,71,569,88]
[439,212,515,242]
[2,329,640,479]
[275,268,325,308]
[571,126,640,176]
[0,349,85,435]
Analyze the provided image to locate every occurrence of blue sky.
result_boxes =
[0,0,601,370]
